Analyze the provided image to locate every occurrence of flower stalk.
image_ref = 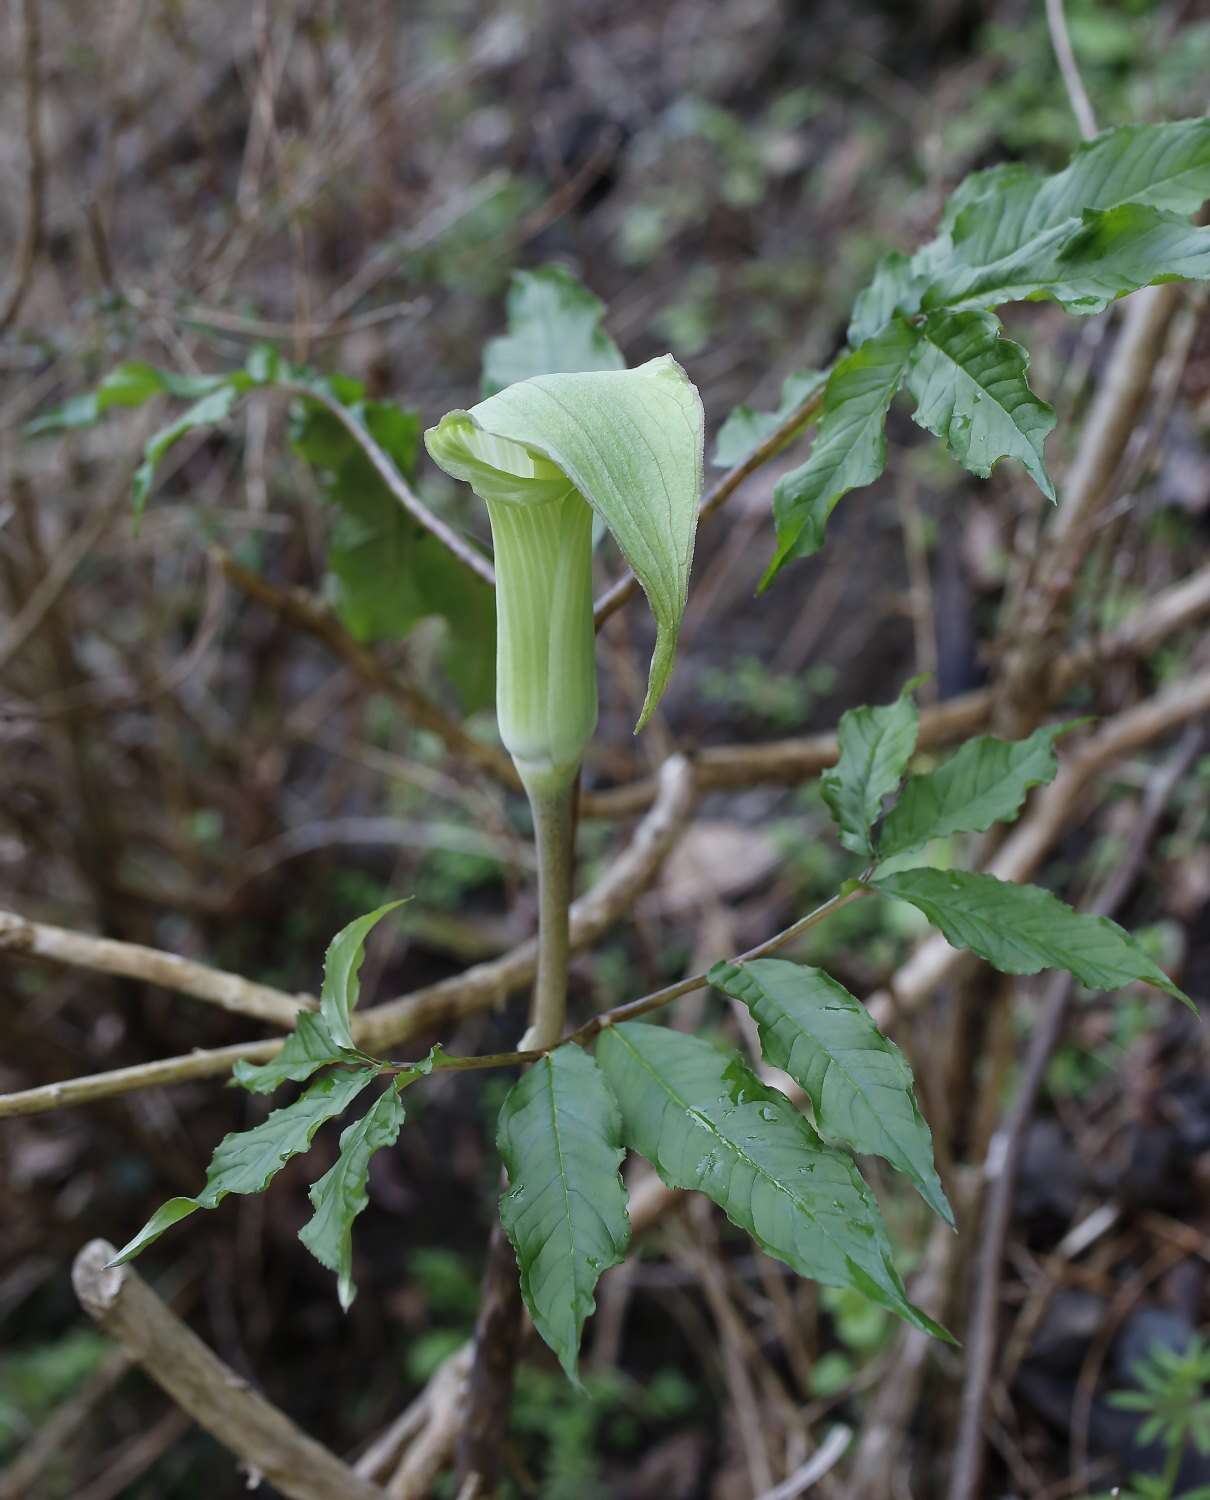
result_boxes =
[425,356,703,1050]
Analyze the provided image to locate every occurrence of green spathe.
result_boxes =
[425,356,703,781]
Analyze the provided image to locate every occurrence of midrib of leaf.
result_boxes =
[544,1056,579,1303]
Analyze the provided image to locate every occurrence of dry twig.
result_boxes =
[72,1241,385,1500]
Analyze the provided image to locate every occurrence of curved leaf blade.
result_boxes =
[481,265,625,396]
[763,320,917,583]
[878,721,1077,861]
[108,1068,377,1265]
[906,310,1056,500]
[300,1080,407,1309]
[497,1045,630,1380]
[822,678,922,858]
[710,958,952,1225]
[320,901,408,1051]
[596,1023,952,1340]
[874,868,1191,1006]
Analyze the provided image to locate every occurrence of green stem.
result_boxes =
[517,775,576,1051]
[1160,1434,1184,1499]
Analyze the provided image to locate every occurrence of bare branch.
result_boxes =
[72,1242,385,1500]
[1045,0,1098,142]
[275,380,496,590]
[0,755,695,1118]
[946,725,1202,1500]
[214,546,520,793]
[0,0,45,334]
[0,910,309,1028]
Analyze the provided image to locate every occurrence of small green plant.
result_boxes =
[1088,1336,1210,1500]
[25,112,1210,1491]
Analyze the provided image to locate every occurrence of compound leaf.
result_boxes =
[710,957,951,1225]
[874,868,1191,1006]
[822,678,922,858]
[481,265,625,396]
[497,1045,630,1380]
[905,310,1056,500]
[108,1068,377,1265]
[596,1023,952,1340]
[299,1079,408,1309]
[878,721,1076,861]
[763,320,917,583]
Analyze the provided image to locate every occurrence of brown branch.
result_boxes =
[1045,0,1098,141]
[945,725,1202,1500]
[997,284,1185,729]
[592,382,826,631]
[0,0,45,334]
[275,380,496,590]
[72,1241,385,1500]
[0,909,309,1028]
[0,754,695,1118]
[584,556,1210,822]
[214,547,519,791]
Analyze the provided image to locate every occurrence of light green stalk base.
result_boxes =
[518,774,576,1051]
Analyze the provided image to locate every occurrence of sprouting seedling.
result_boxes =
[425,356,704,1047]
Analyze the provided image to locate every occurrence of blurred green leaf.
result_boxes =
[481,265,625,396]
[712,369,826,469]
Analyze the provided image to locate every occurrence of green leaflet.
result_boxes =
[878,722,1077,862]
[290,390,496,712]
[26,362,238,435]
[300,1079,408,1309]
[933,202,1210,316]
[425,357,704,729]
[231,1011,356,1096]
[848,119,1210,332]
[497,1045,630,1380]
[874,869,1192,1007]
[905,311,1056,501]
[481,265,625,396]
[712,369,826,469]
[108,1068,377,1265]
[710,958,951,1225]
[133,385,247,515]
[318,901,408,1051]
[596,1023,952,1341]
[822,678,922,859]
[763,320,917,583]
